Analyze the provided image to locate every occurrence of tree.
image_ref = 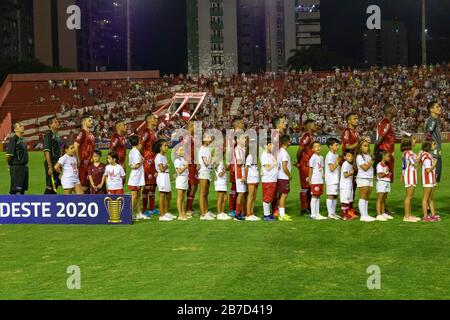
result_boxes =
[286,47,336,71]
[0,59,74,85]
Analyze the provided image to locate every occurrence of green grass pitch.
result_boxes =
[0,144,449,300]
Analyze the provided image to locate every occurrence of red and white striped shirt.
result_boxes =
[421,152,436,186]
[402,150,417,186]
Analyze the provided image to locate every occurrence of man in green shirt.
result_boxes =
[424,101,442,182]
[6,122,29,194]
[43,116,61,194]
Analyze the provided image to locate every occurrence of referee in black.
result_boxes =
[43,116,61,194]
[6,122,29,195]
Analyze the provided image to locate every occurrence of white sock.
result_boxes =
[326,199,334,216]
[364,200,369,216]
[315,198,320,216]
[332,199,337,214]
[279,207,285,217]
[359,199,366,218]
[263,202,271,216]
[310,198,317,217]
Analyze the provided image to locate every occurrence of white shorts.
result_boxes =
[376,180,391,193]
[423,184,436,188]
[157,173,171,193]
[215,181,227,192]
[198,170,211,181]
[326,184,339,196]
[340,189,354,204]
[61,177,80,190]
[236,179,247,193]
[356,178,373,188]
[175,175,188,191]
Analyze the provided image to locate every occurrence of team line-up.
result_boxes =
[5,102,443,223]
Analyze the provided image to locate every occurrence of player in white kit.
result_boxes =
[324,138,341,220]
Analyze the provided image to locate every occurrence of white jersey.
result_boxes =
[260,151,278,183]
[155,153,169,173]
[246,154,259,184]
[199,146,212,176]
[325,151,340,185]
[309,153,324,184]
[376,162,391,182]
[340,161,354,190]
[104,164,125,190]
[174,157,188,177]
[214,162,227,191]
[277,148,291,180]
[402,150,417,186]
[58,154,79,181]
[356,154,374,179]
[128,148,145,187]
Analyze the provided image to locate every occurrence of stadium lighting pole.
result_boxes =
[421,0,427,66]
[266,0,272,72]
[127,0,131,70]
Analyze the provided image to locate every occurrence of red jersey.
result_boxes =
[110,133,127,165]
[140,128,157,159]
[377,118,395,153]
[76,129,95,163]
[88,163,106,185]
[341,127,360,154]
[297,132,314,163]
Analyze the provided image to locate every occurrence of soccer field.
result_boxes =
[0,144,449,300]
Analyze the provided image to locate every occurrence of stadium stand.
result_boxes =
[0,65,448,149]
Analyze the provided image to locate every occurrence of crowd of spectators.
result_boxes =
[28,63,450,142]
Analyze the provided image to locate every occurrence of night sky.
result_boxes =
[132,0,450,74]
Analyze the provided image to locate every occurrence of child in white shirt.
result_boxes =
[340,152,356,220]
[245,146,261,221]
[174,146,189,221]
[376,151,393,222]
[356,140,375,222]
[214,156,231,221]
[260,139,278,221]
[155,139,173,221]
[309,141,326,220]
[103,151,126,194]
[276,134,292,222]
[325,138,341,220]
[127,135,146,221]
[54,142,83,195]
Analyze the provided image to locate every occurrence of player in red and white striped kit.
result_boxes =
[401,135,420,223]
[420,140,440,222]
